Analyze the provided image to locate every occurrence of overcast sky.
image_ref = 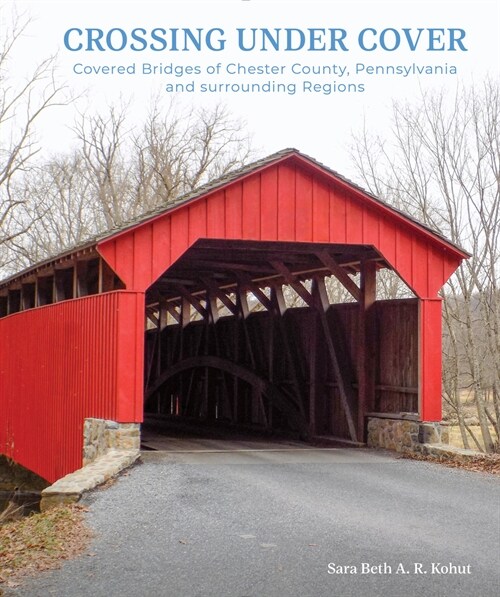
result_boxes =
[6,0,500,177]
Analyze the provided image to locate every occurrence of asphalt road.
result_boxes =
[7,444,500,597]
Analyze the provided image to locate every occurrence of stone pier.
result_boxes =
[367,416,449,453]
[40,418,141,511]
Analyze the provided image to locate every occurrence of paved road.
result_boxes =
[8,444,500,597]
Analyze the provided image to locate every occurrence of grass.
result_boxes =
[0,504,92,589]
[447,425,498,451]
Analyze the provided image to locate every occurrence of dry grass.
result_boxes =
[400,452,500,474]
[0,504,92,589]
[0,502,25,525]
[447,425,498,451]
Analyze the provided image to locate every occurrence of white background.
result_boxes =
[5,0,500,176]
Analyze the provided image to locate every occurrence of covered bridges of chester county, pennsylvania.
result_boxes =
[0,149,468,484]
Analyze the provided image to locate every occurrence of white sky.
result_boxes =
[5,0,500,177]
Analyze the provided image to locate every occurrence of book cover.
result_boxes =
[1,1,499,596]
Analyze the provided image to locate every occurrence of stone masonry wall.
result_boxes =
[367,417,449,453]
[83,418,140,466]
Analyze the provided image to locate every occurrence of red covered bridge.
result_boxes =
[0,149,468,483]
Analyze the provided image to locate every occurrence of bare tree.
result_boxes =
[8,153,97,267]
[350,79,500,452]
[0,7,69,270]
[133,99,252,210]
[5,97,253,271]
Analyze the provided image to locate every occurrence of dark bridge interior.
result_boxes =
[143,239,418,444]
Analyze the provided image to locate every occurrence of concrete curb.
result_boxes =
[40,449,140,511]
[414,443,497,463]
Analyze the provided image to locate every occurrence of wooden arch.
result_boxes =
[145,355,307,435]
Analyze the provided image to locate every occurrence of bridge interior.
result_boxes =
[143,239,419,444]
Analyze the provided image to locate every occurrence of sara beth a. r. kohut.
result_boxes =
[327,562,472,575]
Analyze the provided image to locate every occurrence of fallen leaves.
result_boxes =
[0,504,92,586]
[399,452,500,474]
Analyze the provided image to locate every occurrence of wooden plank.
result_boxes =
[295,168,313,241]
[376,299,419,413]
[277,163,296,241]
[312,178,330,242]
[225,183,243,238]
[242,173,261,240]
[375,385,418,394]
[206,191,226,238]
[260,167,278,240]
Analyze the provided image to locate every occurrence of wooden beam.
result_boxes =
[237,285,250,319]
[0,296,8,317]
[308,311,318,436]
[71,262,78,299]
[146,308,159,327]
[181,297,191,328]
[357,260,377,440]
[270,284,287,316]
[187,259,271,274]
[165,301,181,324]
[311,275,330,311]
[206,291,219,324]
[53,270,66,302]
[159,297,169,330]
[98,258,116,293]
[269,261,315,307]
[76,260,89,297]
[174,284,207,319]
[316,250,361,301]
[200,277,238,315]
[237,273,273,311]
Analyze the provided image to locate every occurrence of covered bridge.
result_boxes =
[0,149,468,483]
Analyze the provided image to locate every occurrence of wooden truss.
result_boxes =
[144,244,380,442]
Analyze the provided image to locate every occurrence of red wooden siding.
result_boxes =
[98,158,464,299]
[419,298,443,421]
[0,291,144,482]
[0,151,467,483]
